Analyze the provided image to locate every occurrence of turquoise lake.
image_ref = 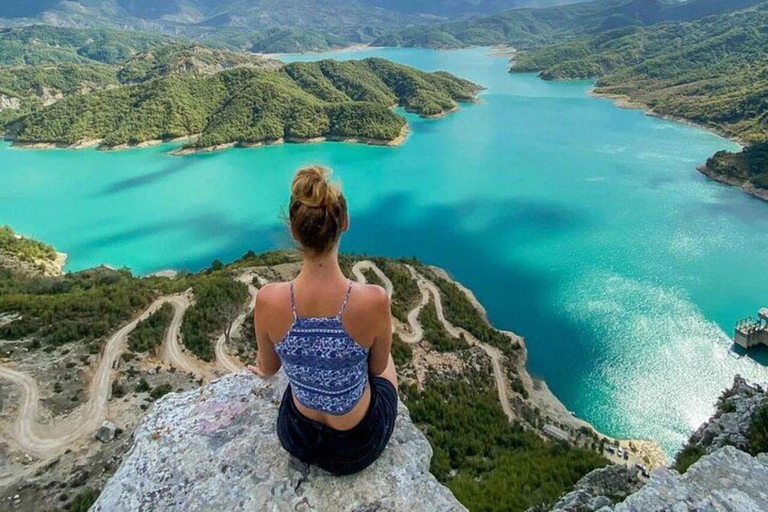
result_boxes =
[2,47,767,455]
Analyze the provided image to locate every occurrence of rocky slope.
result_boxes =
[551,375,768,511]
[92,371,466,512]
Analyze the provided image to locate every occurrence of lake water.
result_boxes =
[2,47,767,455]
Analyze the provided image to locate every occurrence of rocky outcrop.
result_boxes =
[92,371,466,512]
[682,375,766,456]
[550,464,644,512]
[0,94,21,111]
[609,446,768,511]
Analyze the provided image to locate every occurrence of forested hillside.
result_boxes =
[509,2,767,195]
[12,58,481,150]
[373,0,765,48]
[513,3,768,144]
[0,30,279,129]
[0,25,171,66]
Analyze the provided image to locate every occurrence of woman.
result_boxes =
[247,166,398,476]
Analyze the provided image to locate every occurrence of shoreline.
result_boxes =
[434,268,668,469]
[9,124,413,156]
[170,124,410,156]
[263,43,373,59]
[697,164,768,202]
[590,90,747,148]
[590,90,768,203]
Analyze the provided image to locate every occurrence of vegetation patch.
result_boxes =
[0,267,156,346]
[370,257,421,324]
[128,303,173,353]
[705,143,768,191]
[180,275,249,361]
[674,444,706,474]
[0,225,56,263]
[748,399,768,455]
[419,300,470,352]
[402,367,606,511]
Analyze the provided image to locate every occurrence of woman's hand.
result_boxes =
[247,364,271,379]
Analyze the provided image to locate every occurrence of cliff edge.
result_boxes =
[91,371,466,512]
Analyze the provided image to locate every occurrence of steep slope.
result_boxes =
[11,58,481,151]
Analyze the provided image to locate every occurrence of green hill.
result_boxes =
[116,43,280,83]
[12,58,481,151]
[702,143,768,196]
[0,25,171,66]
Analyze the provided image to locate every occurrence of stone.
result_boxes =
[549,464,643,511]
[680,375,766,458]
[607,446,768,511]
[93,371,465,512]
[95,421,116,443]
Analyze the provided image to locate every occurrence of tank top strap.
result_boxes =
[336,280,354,319]
[289,281,298,321]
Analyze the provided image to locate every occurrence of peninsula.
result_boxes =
[8,57,481,153]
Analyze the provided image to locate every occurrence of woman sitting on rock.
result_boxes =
[248,166,398,476]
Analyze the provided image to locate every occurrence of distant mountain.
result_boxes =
[374,0,766,48]
[0,0,587,52]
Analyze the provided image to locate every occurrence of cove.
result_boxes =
[1,47,767,455]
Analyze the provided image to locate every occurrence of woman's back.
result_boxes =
[255,276,391,431]
[249,166,398,475]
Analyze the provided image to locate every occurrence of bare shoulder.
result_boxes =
[352,282,390,314]
[255,282,290,310]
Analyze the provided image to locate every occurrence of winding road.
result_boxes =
[159,293,214,379]
[214,270,267,373]
[0,295,186,456]
[352,260,515,422]
[0,262,511,457]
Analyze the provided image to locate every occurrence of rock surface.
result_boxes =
[92,371,466,512]
[609,446,768,511]
[0,94,21,111]
[682,375,766,456]
[549,464,644,512]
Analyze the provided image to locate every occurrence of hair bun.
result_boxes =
[288,166,348,254]
[291,166,339,208]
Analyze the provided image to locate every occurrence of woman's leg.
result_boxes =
[374,353,398,391]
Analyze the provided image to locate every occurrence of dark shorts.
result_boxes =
[277,377,398,476]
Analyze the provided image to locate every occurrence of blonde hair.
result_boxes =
[289,166,347,254]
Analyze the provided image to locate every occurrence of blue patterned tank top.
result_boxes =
[274,280,370,415]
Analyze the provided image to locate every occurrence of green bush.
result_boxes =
[150,383,173,400]
[749,400,768,455]
[674,444,706,473]
[68,487,98,512]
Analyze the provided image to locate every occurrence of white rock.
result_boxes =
[93,371,465,511]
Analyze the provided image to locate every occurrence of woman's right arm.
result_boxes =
[248,284,282,378]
